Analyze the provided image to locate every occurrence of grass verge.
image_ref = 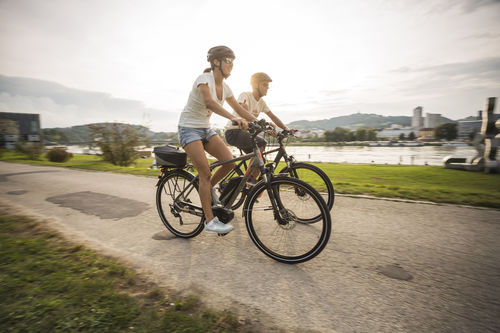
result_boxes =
[1,150,499,208]
[0,206,241,332]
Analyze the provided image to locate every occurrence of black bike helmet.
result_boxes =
[207,45,235,62]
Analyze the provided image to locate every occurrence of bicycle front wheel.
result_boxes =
[243,177,331,264]
[156,169,204,238]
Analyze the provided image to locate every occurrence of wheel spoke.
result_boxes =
[156,171,203,238]
[245,178,331,263]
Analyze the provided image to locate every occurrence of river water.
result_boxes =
[65,144,478,166]
[264,145,477,166]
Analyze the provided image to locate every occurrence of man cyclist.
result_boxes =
[225,72,296,182]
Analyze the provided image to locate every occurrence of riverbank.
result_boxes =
[61,144,477,166]
[272,141,466,147]
[1,151,499,208]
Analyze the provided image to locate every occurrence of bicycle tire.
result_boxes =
[279,162,335,211]
[156,169,204,238]
[243,177,331,264]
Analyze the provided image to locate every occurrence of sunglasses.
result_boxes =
[222,57,234,64]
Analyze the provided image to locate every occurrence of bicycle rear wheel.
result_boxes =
[156,169,204,238]
[279,162,335,212]
[243,177,331,264]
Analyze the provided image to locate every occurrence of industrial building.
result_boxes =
[0,112,42,149]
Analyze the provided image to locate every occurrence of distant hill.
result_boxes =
[287,113,456,130]
[42,123,177,144]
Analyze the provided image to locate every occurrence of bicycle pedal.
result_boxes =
[217,232,228,237]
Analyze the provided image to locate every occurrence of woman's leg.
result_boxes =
[183,140,215,221]
[204,134,235,187]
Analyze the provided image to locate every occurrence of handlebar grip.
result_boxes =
[226,120,240,130]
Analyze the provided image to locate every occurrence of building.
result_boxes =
[377,126,417,140]
[0,112,42,149]
[412,106,424,130]
[424,113,441,128]
[457,110,500,141]
[294,128,325,139]
[418,128,435,141]
[457,120,482,141]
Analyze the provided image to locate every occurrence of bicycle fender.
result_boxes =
[156,169,196,187]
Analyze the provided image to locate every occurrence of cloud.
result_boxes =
[424,0,500,14]
[416,57,500,80]
[460,32,500,41]
[461,0,500,13]
[389,57,500,96]
[0,75,180,132]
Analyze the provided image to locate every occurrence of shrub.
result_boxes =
[15,141,43,160]
[47,148,73,162]
[89,123,150,166]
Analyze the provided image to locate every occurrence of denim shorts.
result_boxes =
[178,126,217,148]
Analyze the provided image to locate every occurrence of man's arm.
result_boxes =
[226,95,258,122]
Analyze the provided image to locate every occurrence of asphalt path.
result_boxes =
[1,161,499,332]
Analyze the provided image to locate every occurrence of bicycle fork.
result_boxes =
[260,173,291,225]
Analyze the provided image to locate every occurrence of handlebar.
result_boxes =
[247,119,273,135]
[230,119,296,140]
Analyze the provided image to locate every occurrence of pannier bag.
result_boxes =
[153,145,187,167]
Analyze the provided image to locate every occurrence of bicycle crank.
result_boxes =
[212,205,234,224]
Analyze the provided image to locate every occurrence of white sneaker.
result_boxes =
[205,217,234,234]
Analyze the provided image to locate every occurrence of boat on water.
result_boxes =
[368,141,423,147]
[442,142,469,147]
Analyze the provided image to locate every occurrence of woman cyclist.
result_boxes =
[178,46,258,235]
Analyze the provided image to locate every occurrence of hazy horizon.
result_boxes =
[1,0,499,131]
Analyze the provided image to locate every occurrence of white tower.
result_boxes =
[424,113,441,128]
[412,106,424,130]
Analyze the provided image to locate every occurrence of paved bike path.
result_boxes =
[1,161,500,333]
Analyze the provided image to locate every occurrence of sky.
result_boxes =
[0,0,499,132]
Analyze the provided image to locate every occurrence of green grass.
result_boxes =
[0,209,241,332]
[0,151,159,176]
[1,150,499,208]
[292,162,500,208]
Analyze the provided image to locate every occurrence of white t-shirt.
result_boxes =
[225,92,270,128]
[178,71,233,128]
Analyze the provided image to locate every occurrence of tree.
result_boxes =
[347,131,356,142]
[408,131,416,140]
[367,129,377,141]
[355,128,368,141]
[43,128,70,144]
[324,127,350,142]
[89,123,150,166]
[434,123,457,141]
[399,133,406,140]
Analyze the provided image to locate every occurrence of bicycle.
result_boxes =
[155,120,332,264]
[219,128,335,214]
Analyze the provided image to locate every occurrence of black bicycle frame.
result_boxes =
[237,132,296,176]
[165,139,266,216]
